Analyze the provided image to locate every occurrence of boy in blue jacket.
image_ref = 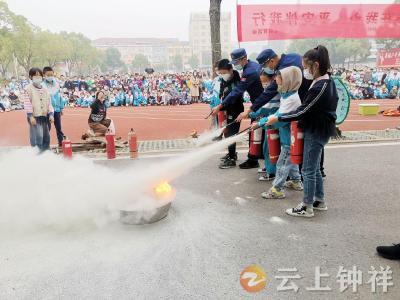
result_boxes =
[249,71,280,180]
[43,67,66,146]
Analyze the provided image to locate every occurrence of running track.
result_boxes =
[0,100,399,147]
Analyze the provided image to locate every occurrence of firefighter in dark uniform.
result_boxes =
[211,48,264,169]
[217,59,243,169]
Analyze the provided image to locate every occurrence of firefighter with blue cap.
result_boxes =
[211,48,264,169]
[236,49,311,121]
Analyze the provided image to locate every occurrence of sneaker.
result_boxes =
[376,243,400,260]
[239,160,259,169]
[284,180,304,191]
[220,152,237,161]
[220,153,229,161]
[261,187,285,199]
[313,200,328,211]
[259,174,275,181]
[219,158,236,169]
[286,203,314,218]
[258,168,267,174]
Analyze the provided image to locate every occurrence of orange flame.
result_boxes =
[154,181,172,196]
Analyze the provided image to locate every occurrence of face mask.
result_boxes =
[234,64,243,71]
[263,67,275,75]
[45,76,54,83]
[221,74,232,82]
[32,76,42,85]
[303,68,314,80]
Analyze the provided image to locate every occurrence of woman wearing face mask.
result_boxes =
[265,45,339,218]
[217,59,244,169]
[22,67,54,152]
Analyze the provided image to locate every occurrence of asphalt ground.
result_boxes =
[1,141,400,299]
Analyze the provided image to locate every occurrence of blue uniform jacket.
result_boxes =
[251,53,312,112]
[221,60,263,109]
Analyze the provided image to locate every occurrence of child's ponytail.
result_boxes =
[303,45,331,76]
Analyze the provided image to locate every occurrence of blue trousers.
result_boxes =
[302,130,329,205]
[29,116,50,152]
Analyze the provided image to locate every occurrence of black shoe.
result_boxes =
[220,152,237,161]
[220,153,230,161]
[377,243,400,260]
[313,200,328,211]
[219,158,236,169]
[239,160,259,169]
[321,170,327,178]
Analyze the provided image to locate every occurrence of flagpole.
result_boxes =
[236,0,241,48]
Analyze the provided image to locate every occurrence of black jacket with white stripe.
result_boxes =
[278,77,339,139]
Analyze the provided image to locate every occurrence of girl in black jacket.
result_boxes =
[266,45,338,218]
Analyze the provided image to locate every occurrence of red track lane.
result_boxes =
[0,100,399,147]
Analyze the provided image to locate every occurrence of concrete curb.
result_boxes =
[1,130,400,158]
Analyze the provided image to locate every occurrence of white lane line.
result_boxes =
[65,114,209,121]
[344,120,400,122]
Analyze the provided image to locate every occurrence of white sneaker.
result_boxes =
[284,180,304,191]
[258,168,267,174]
[286,203,314,218]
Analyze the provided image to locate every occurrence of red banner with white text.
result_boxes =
[377,48,400,68]
[237,4,400,42]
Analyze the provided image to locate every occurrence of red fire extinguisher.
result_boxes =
[105,130,116,159]
[217,111,227,128]
[128,128,138,159]
[61,136,72,159]
[249,127,262,157]
[291,121,304,165]
[267,129,281,164]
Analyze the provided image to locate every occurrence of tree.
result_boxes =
[171,54,183,71]
[12,15,39,73]
[188,54,199,69]
[104,47,124,71]
[209,0,222,77]
[0,30,13,77]
[376,39,400,49]
[0,1,16,30]
[287,39,371,67]
[61,32,95,75]
[34,31,72,68]
[131,54,150,73]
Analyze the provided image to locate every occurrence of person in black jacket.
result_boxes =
[211,48,264,169]
[217,59,244,169]
[265,45,338,218]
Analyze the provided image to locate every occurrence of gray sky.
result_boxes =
[5,0,393,41]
